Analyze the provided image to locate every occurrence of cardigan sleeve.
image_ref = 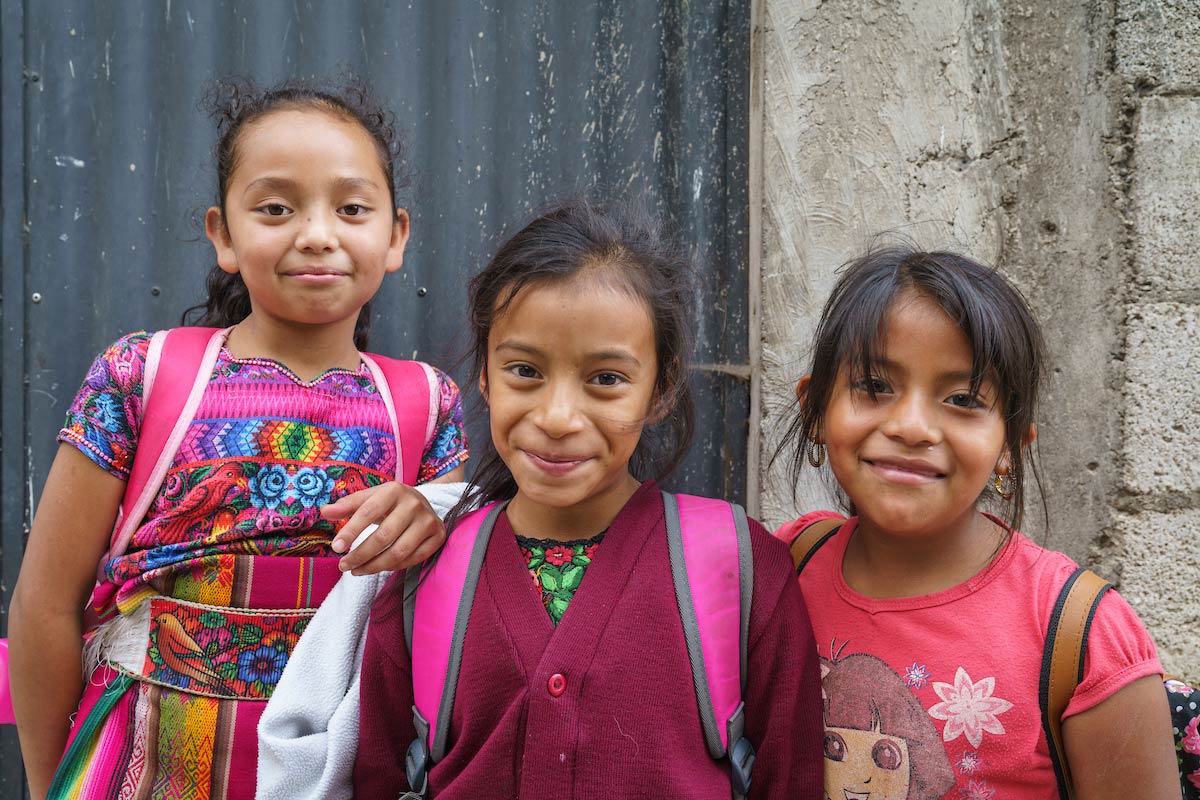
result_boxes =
[743,519,824,799]
[353,571,419,797]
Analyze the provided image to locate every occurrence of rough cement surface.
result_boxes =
[1117,0,1200,90]
[1131,97,1200,298]
[758,1,1125,565]
[757,0,1198,661]
[1122,305,1200,495]
[1114,509,1200,676]
[759,0,1015,527]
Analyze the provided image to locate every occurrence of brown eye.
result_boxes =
[823,731,847,762]
[872,738,904,770]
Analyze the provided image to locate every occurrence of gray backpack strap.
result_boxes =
[401,503,503,797]
[662,491,755,800]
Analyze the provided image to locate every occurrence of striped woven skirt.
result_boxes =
[48,554,342,800]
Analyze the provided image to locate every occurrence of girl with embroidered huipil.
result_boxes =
[775,246,1177,799]
[353,201,824,799]
[9,78,467,800]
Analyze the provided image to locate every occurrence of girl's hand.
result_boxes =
[323,482,449,575]
[1061,673,1178,799]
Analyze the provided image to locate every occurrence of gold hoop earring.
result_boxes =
[807,441,826,468]
[993,472,1015,500]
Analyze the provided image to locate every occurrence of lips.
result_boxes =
[282,266,349,282]
[863,456,945,485]
[522,450,591,477]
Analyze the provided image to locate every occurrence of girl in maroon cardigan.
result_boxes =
[353,200,824,798]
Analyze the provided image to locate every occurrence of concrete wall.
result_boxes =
[755,0,1199,675]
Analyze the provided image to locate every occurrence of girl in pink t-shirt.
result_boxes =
[774,245,1177,799]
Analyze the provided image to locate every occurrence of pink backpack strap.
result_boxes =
[360,355,437,485]
[664,491,755,799]
[402,502,503,794]
[103,327,225,567]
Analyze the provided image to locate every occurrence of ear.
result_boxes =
[994,423,1036,475]
[205,207,239,275]
[385,208,411,274]
[795,375,823,443]
[477,366,489,403]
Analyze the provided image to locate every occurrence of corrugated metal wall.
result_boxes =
[0,1,749,791]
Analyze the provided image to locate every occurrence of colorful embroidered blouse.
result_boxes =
[59,331,468,610]
[516,533,604,625]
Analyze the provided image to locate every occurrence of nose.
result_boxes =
[534,380,586,438]
[294,210,338,253]
[880,392,941,447]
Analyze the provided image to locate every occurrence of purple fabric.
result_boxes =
[355,481,824,799]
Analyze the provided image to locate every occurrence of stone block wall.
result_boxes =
[755,0,1199,674]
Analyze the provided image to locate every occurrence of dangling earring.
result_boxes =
[993,471,1015,500]
[807,440,826,468]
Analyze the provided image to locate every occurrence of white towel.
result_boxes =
[256,482,467,800]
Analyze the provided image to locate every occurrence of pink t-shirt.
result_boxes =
[776,513,1162,800]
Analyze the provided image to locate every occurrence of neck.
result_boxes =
[224,313,361,381]
[505,475,642,541]
[842,511,1009,599]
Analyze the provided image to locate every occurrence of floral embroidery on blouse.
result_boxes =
[516,533,604,625]
[56,330,469,610]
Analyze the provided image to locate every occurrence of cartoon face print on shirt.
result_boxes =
[822,653,955,800]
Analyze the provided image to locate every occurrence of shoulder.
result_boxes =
[90,330,156,386]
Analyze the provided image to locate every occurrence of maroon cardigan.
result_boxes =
[353,482,823,798]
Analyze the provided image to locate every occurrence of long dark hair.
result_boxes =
[181,76,404,350]
[448,199,697,529]
[783,244,1047,532]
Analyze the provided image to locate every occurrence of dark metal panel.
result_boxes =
[0,0,30,792]
[2,1,748,789]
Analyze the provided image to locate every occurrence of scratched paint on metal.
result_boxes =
[0,2,747,789]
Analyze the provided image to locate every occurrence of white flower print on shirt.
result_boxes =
[927,667,1013,747]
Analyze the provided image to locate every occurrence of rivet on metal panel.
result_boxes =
[151,286,161,296]
[31,293,43,303]
[417,287,428,297]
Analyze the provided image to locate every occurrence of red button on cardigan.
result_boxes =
[547,673,566,697]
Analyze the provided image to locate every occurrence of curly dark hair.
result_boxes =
[181,76,405,350]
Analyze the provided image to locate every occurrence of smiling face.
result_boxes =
[482,274,659,537]
[204,108,408,340]
[821,290,1012,543]
[824,725,911,800]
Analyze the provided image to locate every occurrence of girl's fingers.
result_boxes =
[327,484,403,553]
[347,515,446,576]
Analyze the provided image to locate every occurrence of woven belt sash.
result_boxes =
[93,594,317,701]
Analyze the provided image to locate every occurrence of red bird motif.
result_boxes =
[154,464,248,545]
[153,612,234,695]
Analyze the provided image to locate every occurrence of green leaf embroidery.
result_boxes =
[540,569,560,592]
[561,564,583,590]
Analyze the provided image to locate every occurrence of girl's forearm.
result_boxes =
[10,593,86,800]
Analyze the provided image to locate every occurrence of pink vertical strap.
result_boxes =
[676,494,742,752]
[104,327,226,565]
[410,503,495,756]
[0,639,13,725]
[360,355,434,485]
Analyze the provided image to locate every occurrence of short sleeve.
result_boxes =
[415,367,469,484]
[773,510,845,548]
[1063,588,1163,719]
[57,332,153,479]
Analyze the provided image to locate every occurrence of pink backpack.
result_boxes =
[1,326,438,723]
[399,492,757,800]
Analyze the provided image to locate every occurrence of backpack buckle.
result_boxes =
[729,735,755,795]
[404,738,430,797]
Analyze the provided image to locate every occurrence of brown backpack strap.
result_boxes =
[787,516,845,574]
[1041,568,1111,799]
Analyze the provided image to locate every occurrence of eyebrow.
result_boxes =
[495,342,643,367]
[243,175,381,195]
